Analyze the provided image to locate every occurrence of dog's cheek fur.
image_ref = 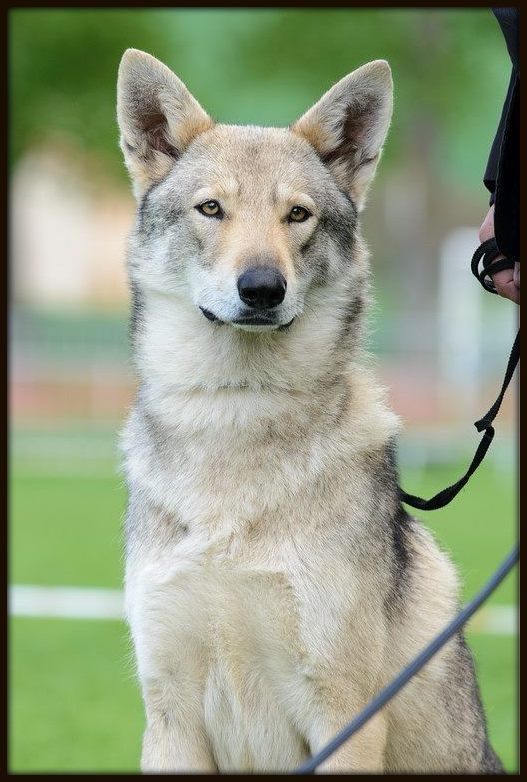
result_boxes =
[320,201,357,261]
[130,192,205,300]
[298,184,358,285]
[137,189,185,240]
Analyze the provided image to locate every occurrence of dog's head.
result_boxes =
[117,50,392,340]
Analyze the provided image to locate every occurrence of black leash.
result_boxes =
[294,544,518,774]
[399,241,519,511]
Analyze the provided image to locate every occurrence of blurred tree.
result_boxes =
[10,9,509,189]
[207,9,509,189]
[9,10,184,180]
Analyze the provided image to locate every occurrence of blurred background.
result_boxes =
[8,8,517,773]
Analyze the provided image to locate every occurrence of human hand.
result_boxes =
[479,205,519,304]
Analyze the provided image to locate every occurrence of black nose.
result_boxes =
[237,266,287,309]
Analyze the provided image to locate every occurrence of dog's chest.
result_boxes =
[132,534,312,769]
[134,525,306,662]
[124,397,333,534]
[202,553,306,767]
[124,404,377,768]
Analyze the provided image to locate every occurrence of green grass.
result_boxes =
[399,462,517,606]
[10,472,126,588]
[9,457,517,772]
[9,618,143,773]
[470,634,518,772]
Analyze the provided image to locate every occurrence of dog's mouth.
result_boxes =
[200,307,220,323]
[199,307,295,331]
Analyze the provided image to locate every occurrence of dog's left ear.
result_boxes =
[292,61,393,209]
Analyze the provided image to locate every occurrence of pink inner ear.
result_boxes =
[323,99,379,172]
[144,114,179,159]
[343,94,381,146]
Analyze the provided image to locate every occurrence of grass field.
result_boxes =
[9,449,518,773]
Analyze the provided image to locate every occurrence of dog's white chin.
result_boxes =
[231,322,280,333]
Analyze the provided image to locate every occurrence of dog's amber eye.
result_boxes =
[288,206,311,223]
[196,200,222,218]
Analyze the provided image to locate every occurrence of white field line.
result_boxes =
[9,585,124,620]
[8,585,518,635]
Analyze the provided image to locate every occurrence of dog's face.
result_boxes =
[117,50,392,337]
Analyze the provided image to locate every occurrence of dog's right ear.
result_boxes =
[117,49,213,198]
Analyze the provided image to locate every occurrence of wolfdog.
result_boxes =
[117,49,503,773]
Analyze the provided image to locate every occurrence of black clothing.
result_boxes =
[483,7,519,264]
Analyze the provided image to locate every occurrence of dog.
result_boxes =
[117,48,503,773]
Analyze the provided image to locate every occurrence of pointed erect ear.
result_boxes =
[117,49,213,198]
[292,61,393,209]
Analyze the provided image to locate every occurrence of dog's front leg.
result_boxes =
[309,711,386,773]
[141,715,217,774]
[140,680,217,774]
[307,679,387,774]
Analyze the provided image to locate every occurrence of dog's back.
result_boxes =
[117,49,502,773]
